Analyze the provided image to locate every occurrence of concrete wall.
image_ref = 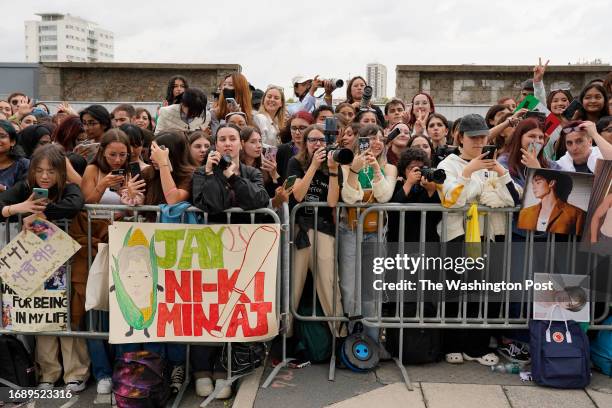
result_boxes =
[396,65,611,105]
[37,62,241,102]
[0,63,39,99]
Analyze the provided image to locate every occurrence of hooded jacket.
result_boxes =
[555,147,602,173]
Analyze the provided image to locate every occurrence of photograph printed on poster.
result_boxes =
[518,168,593,235]
[581,159,612,255]
[533,273,590,322]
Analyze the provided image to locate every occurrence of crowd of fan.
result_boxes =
[0,59,611,400]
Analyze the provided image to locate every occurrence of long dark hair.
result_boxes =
[239,126,262,169]
[92,129,131,174]
[295,124,325,172]
[18,125,51,158]
[146,131,195,205]
[27,144,67,201]
[345,76,367,104]
[506,119,548,178]
[577,84,609,121]
[0,119,23,160]
[165,75,189,105]
[52,115,84,152]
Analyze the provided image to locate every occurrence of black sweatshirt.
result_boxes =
[0,181,85,222]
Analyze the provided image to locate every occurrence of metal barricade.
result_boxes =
[0,203,291,408]
[288,202,612,388]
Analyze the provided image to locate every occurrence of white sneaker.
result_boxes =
[38,382,54,390]
[66,380,87,393]
[214,380,232,399]
[195,376,213,397]
[96,377,112,394]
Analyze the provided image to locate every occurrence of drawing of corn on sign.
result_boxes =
[110,227,163,338]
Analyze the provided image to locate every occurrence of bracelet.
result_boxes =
[164,187,178,198]
[329,172,338,177]
[350,168,359,175]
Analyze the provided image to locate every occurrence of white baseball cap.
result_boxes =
[292,75,312,85]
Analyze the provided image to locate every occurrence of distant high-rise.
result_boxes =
[25,13,114,63]
[366,63,387,100]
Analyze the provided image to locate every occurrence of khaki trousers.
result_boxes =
[36,335,90,383]
[290,229,345,337]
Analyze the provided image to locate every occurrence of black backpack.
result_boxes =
[0,335,37,387]
[385,303,443,364]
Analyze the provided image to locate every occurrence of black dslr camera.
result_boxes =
[323,117,354,165]
[204,144,232,170]
[420,167,446,184]
[432,145,460,166]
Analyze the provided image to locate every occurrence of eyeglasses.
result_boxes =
[601,126,612,133]
[83,121,100,127]
[35,168,56,176]
[307,137,326,144]
[105,152,128,159]
[290,126,308,133]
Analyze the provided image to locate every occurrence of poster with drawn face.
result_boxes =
[518,168,593,235]
[533,273,590,322]
[108,222,280,344]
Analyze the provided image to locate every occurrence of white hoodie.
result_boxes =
[436,154,518,241]
[555,147,602,173]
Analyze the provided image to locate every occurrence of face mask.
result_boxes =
[222,88,236,100]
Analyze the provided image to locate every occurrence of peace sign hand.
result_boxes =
[533,57,550,83]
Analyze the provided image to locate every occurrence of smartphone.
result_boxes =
[482,145,497,160]
[358,137,370,154]
[562,99,583,120]
[264,146,278,161]
[528,142,543,157]
[129,162,141,179]
[33,188,48,200]
[386,127,401,143]
[284,175,297,190]
[226,97,237,107]
[110,169,125,192]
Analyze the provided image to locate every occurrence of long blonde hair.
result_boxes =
[258,85,286,130]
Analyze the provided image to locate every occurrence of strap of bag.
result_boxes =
[545,304,572,344]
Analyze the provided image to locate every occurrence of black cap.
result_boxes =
[252,89,264,105]
[458,114,489,137]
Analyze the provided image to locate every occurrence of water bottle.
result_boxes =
[491,363,521,374]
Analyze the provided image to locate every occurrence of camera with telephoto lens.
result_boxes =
[419,167,446,184]
[359,86,373,110]
[323,117,354,165]
[320,78,344,91]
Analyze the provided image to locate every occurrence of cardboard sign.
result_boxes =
[0,219,80,298]
[108,222,280,344]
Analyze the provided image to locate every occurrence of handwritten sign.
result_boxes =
[2,265,68,332]
[108,222,280,344]
[0,219,80,298]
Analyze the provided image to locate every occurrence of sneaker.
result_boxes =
[96,377,112,394]
[66,380,87,393]
[38,382,54,390]
[170,365,185,394]
[214,380,232,399]
[497,342,530,364]
[195,376,213,397]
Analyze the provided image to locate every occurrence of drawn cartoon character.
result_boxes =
[110,227,163,338]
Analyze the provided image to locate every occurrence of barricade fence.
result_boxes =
[0,203,290,407]
[289,202,612,386]
[0,201,610,395]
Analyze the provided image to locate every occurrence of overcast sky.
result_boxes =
[1,0,609,98]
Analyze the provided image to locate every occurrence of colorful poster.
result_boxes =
[518,168,594,235]
[0,219,80,298]
[108,222,280,344]
[1,265,68,332]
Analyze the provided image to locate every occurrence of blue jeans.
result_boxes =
[87,312,112,380]
[337,222,382,342]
